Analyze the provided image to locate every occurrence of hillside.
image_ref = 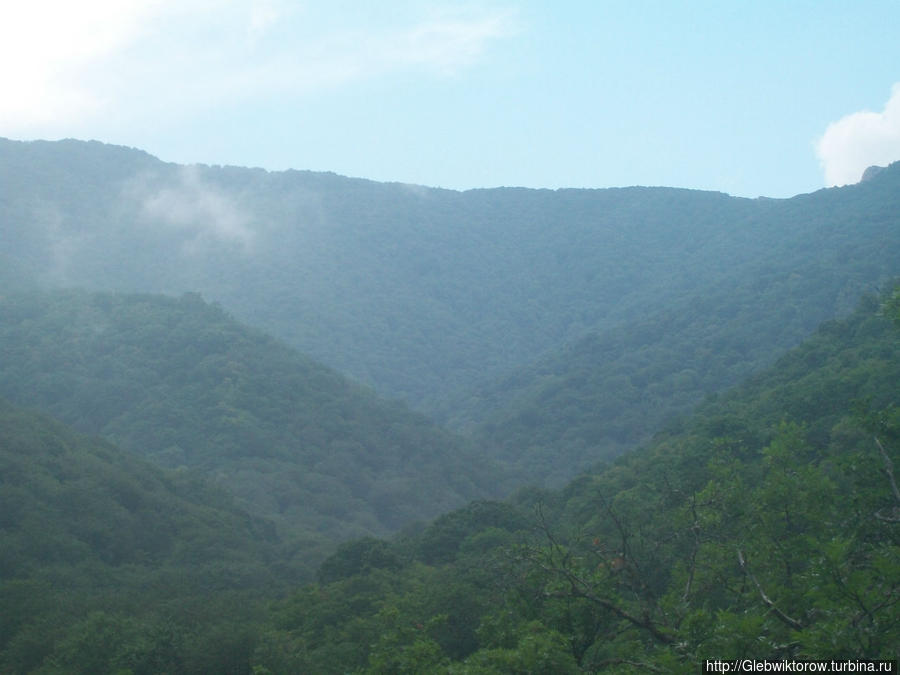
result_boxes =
[2,128,898,669]
[454,164,900,483]
[3,138,897,435]
[469,270,900,486]
[246,289,900,673]
[0,398,284,673]
[0,290,505,567]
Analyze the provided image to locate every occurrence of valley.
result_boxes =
[0,139,898,672]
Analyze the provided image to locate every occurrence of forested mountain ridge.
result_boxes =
[469,269,900,486]
[457,164,900,483]
[245,289,900,673]
[1,128,898,670]
[3,137,897,435]
[0,290,506,569]
[0,398,285,673]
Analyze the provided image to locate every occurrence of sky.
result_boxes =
[2,0,900,198]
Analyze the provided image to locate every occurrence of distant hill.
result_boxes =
[2,138,898,486]
[442,165,900,484]
[468,268,900,485]
[0,290,506,568]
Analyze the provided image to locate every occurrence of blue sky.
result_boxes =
[2,1,899,198]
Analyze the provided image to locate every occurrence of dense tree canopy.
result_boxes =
[2,137,900,672]
[0,399,284,674]
[2,139,898,435]
[0,290,506,571]
[248,289,900,673]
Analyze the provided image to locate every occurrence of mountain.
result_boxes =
[248,289,900,673]
[0,289,506,569]
[451,164,900,482]
[861,164,886,182]
[468,269,899,485]
[0,398,284,673]
[3,138,897,437]
[3,135,899,671]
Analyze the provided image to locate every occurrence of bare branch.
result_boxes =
[593,489,645,582]
[530,493,679,645]
[875,437,900,504]
[537,556,676,645]
[535,501,575,572]
[737,549,803,631]
[873,437,900,522]
[544,583,676,645]
[682,493,701,602]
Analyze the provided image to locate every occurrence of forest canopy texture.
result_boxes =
[2,281,897,673]
[247,289,900,673]
[2,139,899,486]
[0,139,898,672]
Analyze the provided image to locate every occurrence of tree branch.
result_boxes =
[874,437,900,522]
[531,495,676,645]
[539,561,676,644]
[682,493,701,602]
[875,437,900,504]
[737,549,803,631]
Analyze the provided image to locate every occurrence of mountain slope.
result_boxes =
[0,398,284,673]
[0,290,505,564]
[469,274,900,486]
[0,397,278,578]
[250,289,900,673]
[460,166,900,484]
[3,137,897,427]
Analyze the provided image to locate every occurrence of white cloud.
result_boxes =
[248,0,283,45]
[376,9,517,75]
[243,7,517,92]
[816,84,900,187]
[0,0,163,129]
[0,1,517,135]
[163,5,519,104]
[139,166,256,253]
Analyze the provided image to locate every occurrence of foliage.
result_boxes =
[0,399,280,673]
[2,139,899,492]
[248,290,900,672]
[3,136,900,670]
[472,278,900,488]
[0,289,507,571]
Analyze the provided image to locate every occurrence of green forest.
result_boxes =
[0,139,898,672]
[244,289,900,673]
[3,278,897,673]
[0,399,284,673]
[0,290,506,569]
[3,139,899,487]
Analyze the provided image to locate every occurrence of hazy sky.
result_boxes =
[2,1,899,198]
